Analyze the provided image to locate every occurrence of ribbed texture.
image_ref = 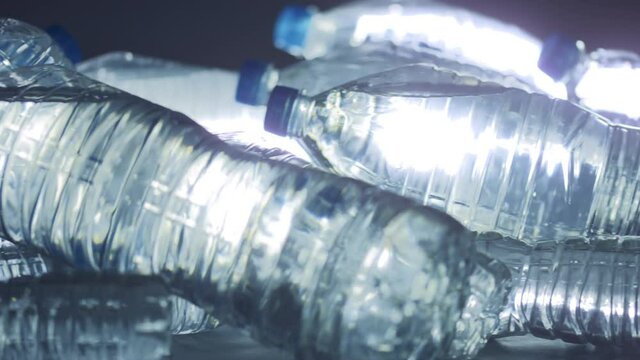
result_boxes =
[0,18,72,71]
[0,238,216,335]
[477,235,640,349]
[0,274,171,360]
[289,64,637,244]
[0,65,474,360]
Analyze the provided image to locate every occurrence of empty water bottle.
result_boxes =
[0,18,71,71]
[264,64,640,244]
[539,34,640,124]
[236,43,536,106]
[0,239,217,335]
[0,64,479,360]
[0,274,171,360]
[477,234,640,350]
[273,1,563,96]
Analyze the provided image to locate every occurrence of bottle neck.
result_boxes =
[285,94,314,138]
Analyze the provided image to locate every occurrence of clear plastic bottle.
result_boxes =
[236,43,537,106]
[0,239,217,335]
[272,1,564,97]
[0,274,171,360]
[0,18,72,71]
[477,234,640,350]
[538,34,640,124]
[263,64,638,244]
[0,65,478,360]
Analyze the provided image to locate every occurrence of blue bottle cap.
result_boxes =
[236,60,271,105]
[265,86,301,136]
[273,5,314,54]
[45,24,83,64]
[538,34,582,81]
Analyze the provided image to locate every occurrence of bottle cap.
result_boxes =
[273,5,314,55]
[45,24,83,64]
[538,34,583,81]
[265,86,301,136]
[236,60,272,105]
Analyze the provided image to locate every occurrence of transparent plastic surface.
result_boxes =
[0,18,72,71]
[477,235,640,350]
[0,65,475,360]
[239,43,537,106]
[0,274,171,360]
[268,64,638,244]
[77,52,265,131]
[0,239,217,335]
[78,52,309,161]
[274,1,563,97]
[449,254,511,359]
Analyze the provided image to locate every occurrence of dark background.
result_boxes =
[2,0,639,69]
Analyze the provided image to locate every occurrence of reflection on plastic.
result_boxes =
[0,274,172,360]
[0,65,476,360]
[576,65,640,119]
[264,64,640,245]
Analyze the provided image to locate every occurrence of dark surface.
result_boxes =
[172,326,639,360]
[1,0,639,69]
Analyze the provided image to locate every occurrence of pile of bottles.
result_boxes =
[0,1,638,359]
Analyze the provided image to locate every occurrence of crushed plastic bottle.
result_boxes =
[273,1,564,97]
[538,34,640,124]
[236,43,536,106]
[0,239,217,335]
[0,64,478,360]
[0,274,171,360]
[477,234,640,350]
[263,64,639,244]
[0,18,72,71]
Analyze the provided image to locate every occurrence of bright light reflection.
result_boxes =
[353,13,566,98]
[372,103,572,190]
[575,65,640,120]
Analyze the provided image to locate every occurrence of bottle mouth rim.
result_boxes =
[264,86,302,136]
[273,5,315,55]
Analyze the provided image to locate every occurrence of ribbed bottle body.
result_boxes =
[0,66,474,359]
[0,274,171,360]
[477,235,640,349]
[292,65,639,243]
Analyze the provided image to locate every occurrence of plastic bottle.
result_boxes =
[0,64,479,360]
[538,34,640,124]
[273,1,564,97]
[476,234,640,350]
[236,43,537,106]
[263,64,639,244]
[0,18,72,71]
[0,274,171,360]
[0,239,217,335]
